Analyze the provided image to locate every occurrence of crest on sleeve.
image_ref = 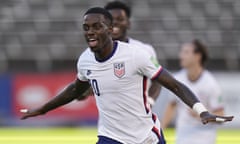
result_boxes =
[113,62,125,78]
[86,70,91,76]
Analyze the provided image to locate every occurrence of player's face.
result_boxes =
[109,9,130,41]
[83,14,112,52]
[179,43,200,68]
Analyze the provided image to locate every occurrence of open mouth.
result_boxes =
[88,38,98,47]
[113,27,120,34]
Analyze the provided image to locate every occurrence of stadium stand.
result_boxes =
[0,0,239,72]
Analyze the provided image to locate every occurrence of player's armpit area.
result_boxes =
[72,79,91,98]
[76,87,93,101]
[148,81,161,101]
[153,68,200,108]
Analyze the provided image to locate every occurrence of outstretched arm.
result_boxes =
[21,79,90,119]
[155,69,199,107]
[154,69,233,124]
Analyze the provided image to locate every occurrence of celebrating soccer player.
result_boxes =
[77,1,161,105]
[21,7,233,144]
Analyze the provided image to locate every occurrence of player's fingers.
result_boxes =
[201,114,234,124]
[201,115,218,124]
[21,116,26,120]
[202,119,208,124]
[21,114,30,120]
[21,113,38,120]
[215,116,234,122]
[20,109,29,120]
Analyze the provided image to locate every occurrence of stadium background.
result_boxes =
[0,0,239,143]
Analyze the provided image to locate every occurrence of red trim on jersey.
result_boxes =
[152,113,157,123]
[152,126,161,139]
[151,67,163,80]
[143,76,150,114]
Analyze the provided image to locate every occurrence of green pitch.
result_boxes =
[0,127,239,144]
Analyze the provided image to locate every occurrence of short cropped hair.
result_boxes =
[84,7,113,25]
[192,39,209,66]
[104,1,131,18]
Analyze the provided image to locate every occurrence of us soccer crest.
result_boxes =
[113,62,125,78]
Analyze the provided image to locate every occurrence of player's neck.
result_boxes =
[95,39,114,61]
[123,37,129,43]
[118,36,129,43]
[187,65,204,82]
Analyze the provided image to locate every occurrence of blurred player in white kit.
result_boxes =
[161,39,225,144]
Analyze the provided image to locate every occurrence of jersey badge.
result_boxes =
[113,62,125,78]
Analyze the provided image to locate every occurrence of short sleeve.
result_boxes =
[146,44,157,59]
[77,70,88,82]
[134,48,162,79]
[76,56,88,82]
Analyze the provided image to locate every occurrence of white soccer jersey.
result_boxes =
[169,69,223,144]
[128,38,157,59]
[77,41,163,143]
[128,38,158,105]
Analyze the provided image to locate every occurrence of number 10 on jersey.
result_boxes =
[90,79,100,96]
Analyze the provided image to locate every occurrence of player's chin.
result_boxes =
[111,34,122,41]
[180,62,188,69]
[89,46,100,53]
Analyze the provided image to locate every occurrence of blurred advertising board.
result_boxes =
[0,74,12,117]
[12,72,98,125]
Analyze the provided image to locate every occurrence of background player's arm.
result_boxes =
[161,101,177,129]
[212,108,224,116]
[21,79,90,119]
[154,69,233,124]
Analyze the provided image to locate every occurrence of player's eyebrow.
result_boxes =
[83,21,103,26]
[84,21,108,29]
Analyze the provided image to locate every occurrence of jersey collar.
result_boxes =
[95,41,118,63]
[126,38,129,43]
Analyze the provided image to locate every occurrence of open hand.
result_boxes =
[20,108,45,120]
[200,111,234,124]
